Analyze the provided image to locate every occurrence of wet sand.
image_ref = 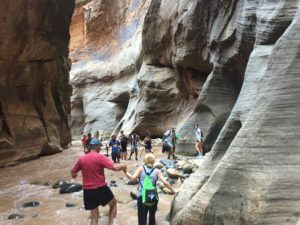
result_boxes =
[0,142,179,225]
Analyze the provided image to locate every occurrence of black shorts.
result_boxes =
[83,186,114,210]
[121,145,127,153]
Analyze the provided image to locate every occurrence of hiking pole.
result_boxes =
[105,144,110,157]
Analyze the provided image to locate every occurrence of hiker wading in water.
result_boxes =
[71,138,127,225]
[124,153,175,225]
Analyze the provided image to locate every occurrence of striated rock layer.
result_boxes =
[70,0,300,224]
[0,1,74,167]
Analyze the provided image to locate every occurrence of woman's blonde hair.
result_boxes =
[143,153,155,167]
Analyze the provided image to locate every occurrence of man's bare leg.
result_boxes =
[195,141,203,156]
[90,207,99,225]
[107,198,117,225]
[195,142,200,154]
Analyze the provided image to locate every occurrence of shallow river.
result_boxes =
[0,142,176,225]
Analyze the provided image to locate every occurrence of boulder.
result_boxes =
[154,162,164,169]
[182,164,193,174]
[22,201,40,208]
[8,214,25,220]
[127,179,139,185]
[52,180,68,189]
[60,183,82,194]
[162,187,172,195]
[65,203,76,208]
[167,169,180,179]
[130,191,138,200]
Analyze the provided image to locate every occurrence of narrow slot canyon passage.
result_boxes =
[1,1,300,225]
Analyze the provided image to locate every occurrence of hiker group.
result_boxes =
[75,124,204,225]
[73,140,175,225]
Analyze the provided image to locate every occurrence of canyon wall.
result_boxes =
[0,0,74,167]
[70,0,300,224]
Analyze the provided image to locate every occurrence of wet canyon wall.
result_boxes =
[70,0,300,225]
[0,1,75,167]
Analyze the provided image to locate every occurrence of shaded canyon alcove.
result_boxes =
[0,0,75,167]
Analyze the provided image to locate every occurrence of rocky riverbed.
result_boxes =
[0,141,204,225]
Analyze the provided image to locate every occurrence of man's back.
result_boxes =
[73,152,113,189]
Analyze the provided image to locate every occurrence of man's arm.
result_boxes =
[111,163,127,171]
[176,133,186,142]
[71,169,77,178]
[71,159,81,178]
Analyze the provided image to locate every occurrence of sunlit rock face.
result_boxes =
[71,0,300,224]
[70,0,155,138]
[0,0,74,167]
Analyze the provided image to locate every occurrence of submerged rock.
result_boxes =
[168,179,176,185]
[159,159,175,169]
[127,179,139,185]
[8,214,25,220]
[115,195,133,204]
[52,180,68,189]
[22,201,40,208]
[130,191,138,200]
[60,183,82,194]
[65,203,76,208]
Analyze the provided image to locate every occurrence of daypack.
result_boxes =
[140,166,158,206]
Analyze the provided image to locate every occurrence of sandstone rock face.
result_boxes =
[0,1,74,167]
[169,1,300,225]
[70,1,300,224]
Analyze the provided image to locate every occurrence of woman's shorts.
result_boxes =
[83,186,114,210]
[121,145,127,153]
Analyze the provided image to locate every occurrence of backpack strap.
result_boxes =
[143,165,155,176]
[139,166,156,188]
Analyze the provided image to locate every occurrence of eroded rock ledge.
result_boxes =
[0,1,74,167]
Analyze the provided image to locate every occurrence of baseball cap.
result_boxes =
[90,138,101,146]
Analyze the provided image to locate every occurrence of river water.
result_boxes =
[0,142,176,225]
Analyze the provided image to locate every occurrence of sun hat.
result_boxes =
[90,138,101,146]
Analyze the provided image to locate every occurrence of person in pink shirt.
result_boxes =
[71,138,127,225]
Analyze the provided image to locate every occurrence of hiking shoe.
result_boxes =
[196,153,203,159]
[135,157,138,160]
[112,220,119,225]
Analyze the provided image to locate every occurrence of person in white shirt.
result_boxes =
[194,123,203,157]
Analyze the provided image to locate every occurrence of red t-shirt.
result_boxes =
[72,151,114,189]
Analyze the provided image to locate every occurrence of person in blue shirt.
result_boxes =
[109,134,121,163]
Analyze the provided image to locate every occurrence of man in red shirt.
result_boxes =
[71,138,126,225]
